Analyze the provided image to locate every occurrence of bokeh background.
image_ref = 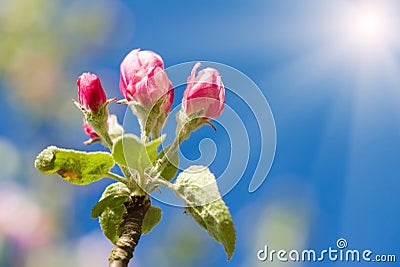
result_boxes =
[1,0,399,266]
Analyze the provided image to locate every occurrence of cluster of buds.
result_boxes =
[75,49,225,145]
[34,46,234,267]
[38,49,230,266]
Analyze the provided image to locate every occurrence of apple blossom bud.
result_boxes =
[82,119,100,140]
[119,49,174,139]
[77,72,107,114]
[175,63,225,142]
[82,115,123,145]
[119,49,173,112]
[183,63,225,120]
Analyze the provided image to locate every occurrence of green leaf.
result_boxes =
[174,166,236,260]
[146,134,165,164]
[34,146,114,185]
[100,202,128,244]
[95,182,131,244]
[112,134,164,172]
[91,194,130,219]
[142,206,162,234]
[100,182,131,197]
[157,145,179,181]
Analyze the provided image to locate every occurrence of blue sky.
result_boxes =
[1,0,399,266]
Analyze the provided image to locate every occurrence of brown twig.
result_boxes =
[108,195,150,267]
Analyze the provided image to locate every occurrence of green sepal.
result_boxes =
[174,166,236,260]
[142,205,162,234]
[128,94,171,140]
[145,95,171,139]
[175,109,207,142]
[34,146,114,185]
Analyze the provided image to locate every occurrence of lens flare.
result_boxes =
[336,2,397,54]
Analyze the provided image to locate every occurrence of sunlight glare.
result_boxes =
[352,11,385,42]
[336,2,397,55]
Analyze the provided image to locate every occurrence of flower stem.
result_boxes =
[153,178,178,192]
[150,136,180,177]
[152,177,177,191]
[97,126,113,150]
[119,166,139,192]
[152,177,187,203]
[106,172,128,184]
[141,130,149,144]
[134,169,146,196]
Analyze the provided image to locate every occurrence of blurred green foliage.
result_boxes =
[0,0,113,114]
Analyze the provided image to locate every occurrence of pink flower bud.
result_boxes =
[82,119,100,139]
[120,49,174,112]
[183,63,225,119]
[77,72,107,114]
[82,115,123,144]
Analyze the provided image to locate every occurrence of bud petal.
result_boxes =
[134,67,174,112]
[119,49,173,112]
[77,72,107,114]
[183,63,225,120]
